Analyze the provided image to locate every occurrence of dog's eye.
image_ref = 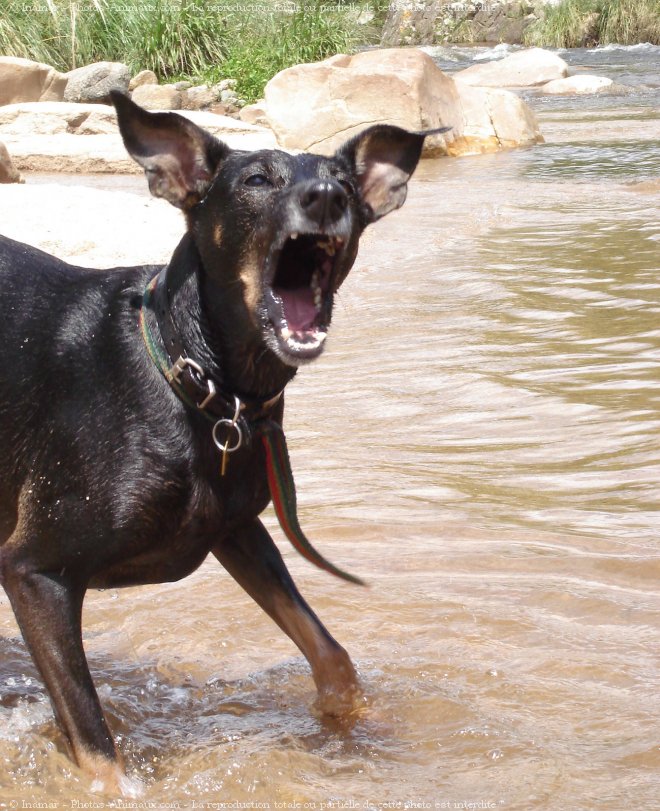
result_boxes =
[338,179,355,196]
[245,174,272,188]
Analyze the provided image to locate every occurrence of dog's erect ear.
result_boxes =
[337,125,450,222]
[111,91,230,209]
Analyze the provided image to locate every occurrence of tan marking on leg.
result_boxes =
[273,594,363,716]
[77,750,143,798]
[213,223,223,246]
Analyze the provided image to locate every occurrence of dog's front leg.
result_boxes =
[213,519,362,716]
[0,559,138,796]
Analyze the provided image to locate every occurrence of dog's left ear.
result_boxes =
[337,125,450,222]
[111,91,230,209]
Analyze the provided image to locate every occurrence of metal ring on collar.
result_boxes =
[212,418,243,454]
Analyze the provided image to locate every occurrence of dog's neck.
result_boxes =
[163,233,296,402]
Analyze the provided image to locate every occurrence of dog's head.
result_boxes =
[112,92,435,368]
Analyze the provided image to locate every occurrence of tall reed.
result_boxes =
[525,0,660,48]
[0,0,375,100]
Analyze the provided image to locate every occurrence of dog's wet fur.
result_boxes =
[0,92,434,794]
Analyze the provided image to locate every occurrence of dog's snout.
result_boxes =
[300,180,348,228]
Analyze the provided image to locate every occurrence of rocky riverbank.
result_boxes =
[380,0,660,47]
[0,44,625,180]
[381,0,552,47]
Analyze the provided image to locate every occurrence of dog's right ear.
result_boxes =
[111,91,230,209]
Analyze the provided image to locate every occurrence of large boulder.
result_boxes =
[454,47,569,87]
[64,61,131,104]
[0,57,67,105]
[0,141,22,183]
[264,48,542,156]
[452,85,542,155]
[265,49,460,154]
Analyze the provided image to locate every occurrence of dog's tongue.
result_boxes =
[279,288,317,333]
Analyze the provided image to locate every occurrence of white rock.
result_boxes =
[454,47,569,87]
[541,75,614,94]
[0,102,118,136]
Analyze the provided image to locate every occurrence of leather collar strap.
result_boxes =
[141,256,282,428]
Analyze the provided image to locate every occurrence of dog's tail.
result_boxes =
[261,421,366,586]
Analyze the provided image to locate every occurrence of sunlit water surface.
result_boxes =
[0,44,659,810]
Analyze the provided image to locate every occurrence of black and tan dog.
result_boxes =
[0,92,439,793]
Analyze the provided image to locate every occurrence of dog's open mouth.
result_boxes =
[264,233,344,364]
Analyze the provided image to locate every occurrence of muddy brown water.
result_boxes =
[1,45,659,809]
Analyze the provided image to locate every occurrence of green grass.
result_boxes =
[524,0,660,48]
[218,6,362,103]
[0,0,229,77]
[0,0,379,102]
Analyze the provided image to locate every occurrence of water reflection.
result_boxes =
[522,140,660,180]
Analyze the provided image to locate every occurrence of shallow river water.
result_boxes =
[1,45,659,809]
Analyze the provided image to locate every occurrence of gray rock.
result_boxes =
[381,0,439,46]
[455,1,538,44]
[64,62,131,104]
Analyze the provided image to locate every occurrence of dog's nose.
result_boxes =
[300,180,348,228]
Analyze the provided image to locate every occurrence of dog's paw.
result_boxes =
[88,763,144,798]
[314,682,366,719]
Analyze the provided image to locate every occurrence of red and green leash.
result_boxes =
[140,275,364,587]
[260,420,364,585]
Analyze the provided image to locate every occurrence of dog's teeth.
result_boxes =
[310,270,323,311]
[291,232,299,240]
[281,326,292,341]
[316,238,335,257]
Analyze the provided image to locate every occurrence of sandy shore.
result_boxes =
[0,176,184,267]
